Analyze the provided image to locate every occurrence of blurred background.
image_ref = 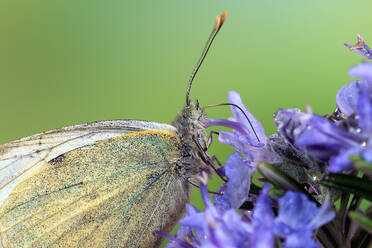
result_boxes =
[1,0,372,239]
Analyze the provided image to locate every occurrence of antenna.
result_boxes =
[185,11,227,105]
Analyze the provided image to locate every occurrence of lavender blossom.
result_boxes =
[163,205,200,248]
[165,174,254,248]
[273,192,335,248]
[274,108,365,172]
[275,62,372,172]
[249,184,275,248]
[336,63,372,117]
[208,91,282,166]
[164,180,332,248]
[213,152,255,210]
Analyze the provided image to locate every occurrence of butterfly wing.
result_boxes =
[0,128,188,248]
[0,120,176,208]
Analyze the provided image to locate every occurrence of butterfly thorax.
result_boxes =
[172,102,211,180]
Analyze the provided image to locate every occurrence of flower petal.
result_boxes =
[362,144,372,162]
[349,63,372,84]
[253,184,274,225]
[283,231,320,248]
[275,108,361,163]
[295,115,362,161]
[214,152,254,210]
[180,212,206,230]
[357,83,372,134]
[328,147,362,172]
[218,131,281,165]
[274,109,310,145]
[308,197,335,229]
[207,118,246,134]
[249,224,275,248]
[273,191,335,247]
[364,42,372,56]
[275,192,317,234]
[228,91,266,144]
[336,81,359,116]
[250,184,275,248]
[218,131,254,161]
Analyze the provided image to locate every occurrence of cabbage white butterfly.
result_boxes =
[0,11,227,248]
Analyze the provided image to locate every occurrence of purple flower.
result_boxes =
[163,178,333,248]
[275,109,358,160]
[277,62,372,172]
[273,192,335,248]
[249,184,275,248]
[273,109,310,147]
[349,63,372,85]
[337,63,372,116]
[356,83,372,161]
[163,205,201,248]
[344,34,372,60]
[274,108,366,172]
[208,91,282,166]
[165,176,276,248]
[173,175,254,248]
[336,81,366,117]
[213,152,255,211]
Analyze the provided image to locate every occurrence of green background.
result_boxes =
[1,0,372,243]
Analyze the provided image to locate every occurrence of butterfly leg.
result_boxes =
[202,131,227,182]
[206,130,219,149]
[210,155,227,182]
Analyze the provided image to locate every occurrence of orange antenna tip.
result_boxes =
[215,16,221,30]
[220,11,227,26]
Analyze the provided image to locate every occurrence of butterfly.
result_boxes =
[0,11,227,248]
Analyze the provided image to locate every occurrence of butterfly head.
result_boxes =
[172,101,211,179]
[173,100,208,148]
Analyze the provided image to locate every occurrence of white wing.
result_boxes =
[0,120,176,207]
